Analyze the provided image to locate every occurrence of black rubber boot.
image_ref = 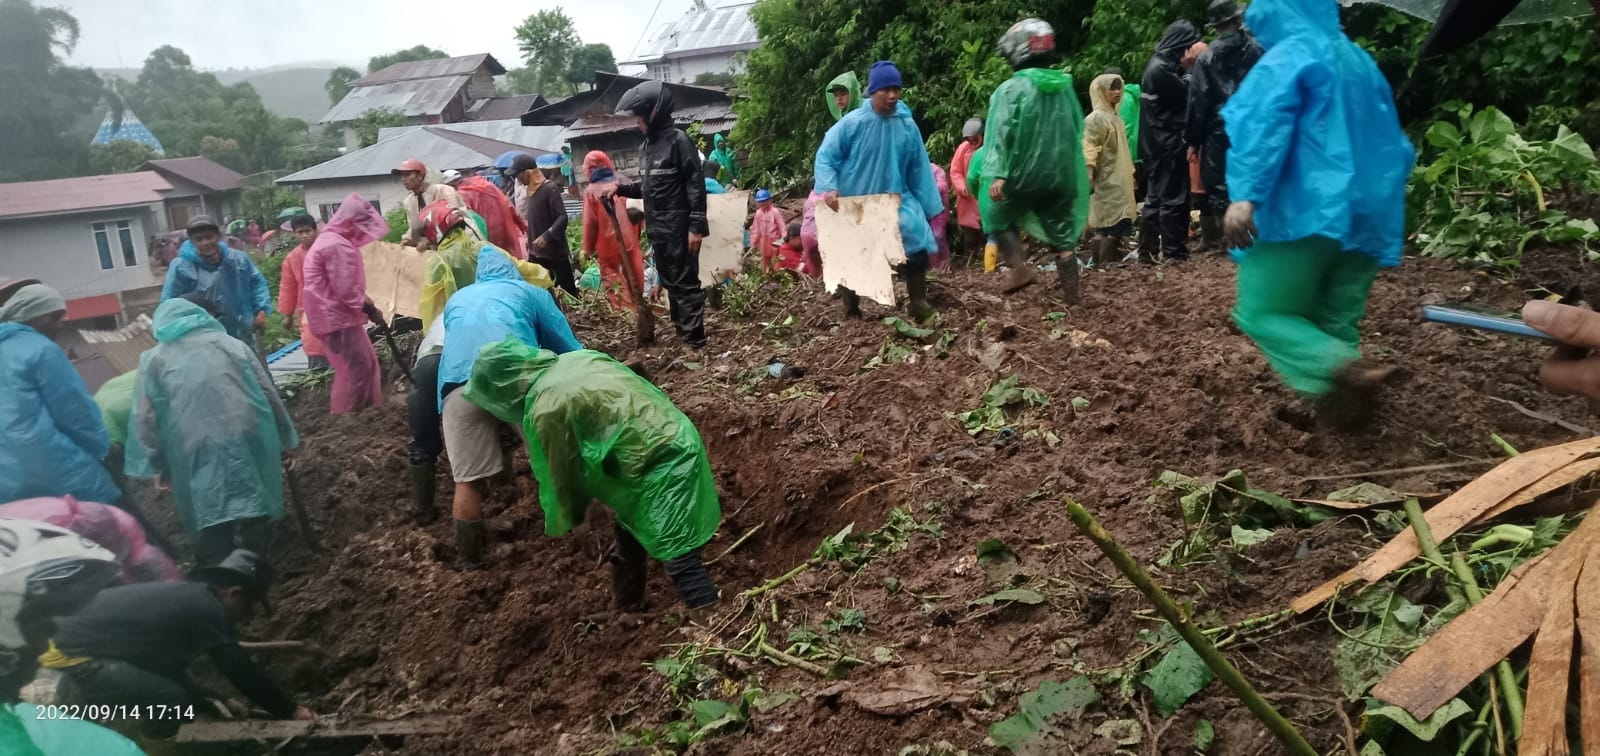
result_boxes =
[1056,253,1082,306]
[904,257,934,321]
[1317,360,1395,433]
[995,231,1036,294]
[455,519,486,568]
[610,523,649,611]
[664,549,720,610]
[1199,215,1223,252]
[411,463,438,525]
[1136,212,1160,263]
[840,287,863,320]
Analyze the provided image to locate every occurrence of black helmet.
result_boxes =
[616,80,675,129]
[1207,0,1245,27]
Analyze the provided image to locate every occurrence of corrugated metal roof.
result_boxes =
[354,53,505,86]
[559,103,736,140]
[141,157,244,193]
[277,127,553,184]
[0,173,172,220]
[59,313,157,390]
[468,94,544,122]
[625,2,760,64]
[321,74,471,124]
[377,120,566,152]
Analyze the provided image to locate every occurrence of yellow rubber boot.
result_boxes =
[983,237,998,272]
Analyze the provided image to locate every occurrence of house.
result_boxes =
[623,1,759,84]
[520,72,734,184]
[320,53,546,149]
[139,157,245,232]
[275,126,555,220]
[0,173,172,327]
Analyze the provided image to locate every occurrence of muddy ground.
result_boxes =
[154,248,1598,755]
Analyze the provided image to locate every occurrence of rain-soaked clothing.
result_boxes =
[928,163,952,269]
[160,240,272,350]
[750,202,785,272]
[708,134,740,187]
[0,496,180,584]
[979,67,1089,249]
[581,151,648,311]
[0,324,119,506]
[949,138,982,231]
[126,299,298,534]
[303,194,388,414]
[824,71,863,122]
[1224,0,1415,397]
[464,340,721,560]
[802,70,865,277]
[94,371,136,447]
[456,175,529,257]
[277,243,325,358]
[1121,83,1142,164]
[1187,28,1264,215]
[1141,21,1203,259]
[815,101,944,257]
[419,226,553,332]
[1084,74,1138,231]
[437,248,582,411]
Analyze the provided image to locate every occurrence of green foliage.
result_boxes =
[0,0,106,181]
[1142,640,1213,716]
[812,506,942,573]
[88,140,157,174]
[381,206,409,244]
[1411,105,1600,267]
[821,607,866,634]
[350,107,408,149]
[969,587,1045,606]
[952,375,1049,435]
[1153,469,1334,566]
[325,66,359,105]
[695,72,737,88]
[241,185,303,232]
[988,677,1100,752]
[367,45,448,75]
[565,43,617,91]
[515,8,580,96]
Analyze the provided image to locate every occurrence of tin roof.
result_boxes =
[141,157,244,194]
[468,95,546,122]
[321,74,472,124]
[0,173,172,221]
[277,126,553,184]
[354,53,505,86]
[378,120,566,153]
[625,2,760,64]
[60,313,157,392]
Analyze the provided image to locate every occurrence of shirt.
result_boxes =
[401,184,465,243]
[276,244,325,357]
[525,181,570,262]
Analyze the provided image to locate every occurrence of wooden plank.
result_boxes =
[359,241,427,321]
[1291,438,1600,614]
[701,190,751,284]
[1372,508,1600,718]
[1517,542,1583,756]
[1576,540,1600,754]
[176,714,459,743]
[815,194,906,306]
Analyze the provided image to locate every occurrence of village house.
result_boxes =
[623,1,759,84]
[321,53,547,150]
[139,156,245,231]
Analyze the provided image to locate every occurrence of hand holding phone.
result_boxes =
[1522,300,1600,400]
[1421,305,1553,341]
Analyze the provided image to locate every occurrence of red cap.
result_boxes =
[391,158,427,176]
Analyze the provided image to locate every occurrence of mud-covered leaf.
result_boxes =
[1070,396,1090,411]
[1325,482,1406,505]
[971,588,1045,606]
[751,691,798,713]
[1363,698,1471,742]
[1194,719,1215,752]
[872,646,895,664]
[977,538,1016,564]
[989,677,1100,752]
[691,699,739,733]
[1143,640,1214,716]
[1229,524,1274,548]
[884,316,934,340]
[1093,718,1141,746]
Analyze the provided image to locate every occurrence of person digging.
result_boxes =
[464,338,721,615]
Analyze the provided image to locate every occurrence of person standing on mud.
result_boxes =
[815,61,945,320]
[1187,0,1264,251]
[301,193,388,415]
[465,339,721,615]
[160,216,273,352]
[1221,0,1413,428]
[606,81,710,351]
[980,20,1090,303]
[515,153,578,297]
[1138,21,1202,262]
[277,215,330,370]
[438,248,582,565]
[948,117,986,265]
[1082,73,1138,269]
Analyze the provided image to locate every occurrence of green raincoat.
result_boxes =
[93,371,137,446]
[979,67,1090,247]
[126,299,298,533]
[825,71,863,122]
[708,134,741,186]
[1121,83,1142,164]
[464,339,720,560]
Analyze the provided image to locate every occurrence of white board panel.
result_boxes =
[701,190,750,284]
[814,194,905,306]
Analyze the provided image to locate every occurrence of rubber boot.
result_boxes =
[610,524,649,612]
[1317,360,1395,433]
[995,232,1036,294]
[904,259,934,321]
[636,305,656,347]
[455,519,486,568]
[840,287,863,320]
[1199,215,1223,252]
[1136,212,1160,263]
[411,462,438,525]
[1056,253,1082,306]
[983,236,999,272]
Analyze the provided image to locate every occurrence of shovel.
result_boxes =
[599,196,656,347]
[364,303,414,383]
[283,458,322,553]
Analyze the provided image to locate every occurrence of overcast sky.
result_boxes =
[54,0,699,72]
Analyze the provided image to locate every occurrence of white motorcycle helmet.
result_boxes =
[0,519,116,695]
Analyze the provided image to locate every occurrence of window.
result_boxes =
[90,220,136,270]
[319,200,381,222]
[647,62,671,81]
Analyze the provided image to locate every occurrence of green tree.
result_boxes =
[514,8,580,96]
[350,108,408,148]
[0,0,106,180]
[88,140,158,174]
[565,43,617,91]
[367,45,448,74]
[326,65,360,104]
[502,66,541,95]
[693,72,736,88]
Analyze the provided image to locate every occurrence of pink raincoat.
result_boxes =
[800,191,825,278]
[949,139,982,230]
[927,163,952,270]
[456,175,529,257]
[750,203,785,274]
[302,193,387,414]
[0,496,180,584]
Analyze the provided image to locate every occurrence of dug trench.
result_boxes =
[147,250,1598,754]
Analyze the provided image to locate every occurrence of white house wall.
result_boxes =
[653,52,745,84]
[300,177,409,223]
[0,204,163,300]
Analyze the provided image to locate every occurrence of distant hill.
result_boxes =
[96,64,335,125]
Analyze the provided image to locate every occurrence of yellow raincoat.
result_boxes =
[1082,74,1137,230]
[418,226,553,332]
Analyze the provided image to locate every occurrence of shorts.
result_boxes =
[442,392,504,483]
[1095,218,1134,238]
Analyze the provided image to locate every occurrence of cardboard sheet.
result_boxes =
[814,194,906,306]
[701,190,750,284]
[359,241,427,321]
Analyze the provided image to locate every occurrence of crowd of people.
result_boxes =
[7,0,1600,752]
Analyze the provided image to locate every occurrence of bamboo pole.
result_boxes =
[1062,499,1318,756]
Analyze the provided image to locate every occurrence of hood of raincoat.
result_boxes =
[152,298,226,343]
[1090,73,1123,113]
[1154,20,1202,58]
[476,245,521,283]
[1247,0,1337,49]
[584,150,616,184]
[825,71,863,121]
[1014,67,1071,94]
[463,338,559,424]
[323,193,389,247]
[713,134,727,151]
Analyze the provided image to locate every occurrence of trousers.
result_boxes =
[1143,150,1190,259]
[59,658,194,739]
[650,232,706,347]
[613,523,719,608]
[407,353,444,465]
[1200,131,1231,217]
[1233,236,1381,397]
[194,517,267,566]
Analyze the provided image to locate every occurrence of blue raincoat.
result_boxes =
[0,324,119,505]
[814,101,945,256]
[1221,0,1415,266]
[160,240,273,347]
[438,248,582,410]
[126,299,299,533]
